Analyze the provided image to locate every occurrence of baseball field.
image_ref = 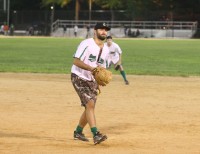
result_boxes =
[0,37,200,153]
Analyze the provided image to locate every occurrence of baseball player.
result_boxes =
[105,36,129,85]
[71,22,111,145]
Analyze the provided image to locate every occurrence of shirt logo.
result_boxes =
[88,54,96,62]
[98,58,104,64]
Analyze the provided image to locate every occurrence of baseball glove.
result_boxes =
[92,67,112,86]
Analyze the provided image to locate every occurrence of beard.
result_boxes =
[96,32,106,41]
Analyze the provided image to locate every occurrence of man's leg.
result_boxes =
[85,100,107,144]
[74,100,96,142]
[117,65,129,85]
[78,110,88,128]
[85,100,96,134]
[74,110,89,141]
[75,110,87,134]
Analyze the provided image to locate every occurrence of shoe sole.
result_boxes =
[74,137,89,142]
[94,135,107,145]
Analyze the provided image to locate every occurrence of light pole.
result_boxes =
[7,0,10,25]
[13,10,17,25]
[3,0,6,11]
[89,0,92,21]
[50,4,54,35]
[5,0,10,25]
[170,0,174,38]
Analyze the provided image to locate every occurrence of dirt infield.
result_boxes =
[0,73,200,154]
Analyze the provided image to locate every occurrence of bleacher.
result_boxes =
[51,20,198,39]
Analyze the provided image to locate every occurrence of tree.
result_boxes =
[94,0,123,20]
[12,0,200,21]
[94,0,122,9]
[42,0,80,20]
[41,0,72,7]
[42,0,95,20]
[10,0,43,10]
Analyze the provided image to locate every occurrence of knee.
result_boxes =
[86,100,95,109]
[119,65,123,71]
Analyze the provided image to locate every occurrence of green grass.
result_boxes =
[0,37,200,76]
[0,37,79,73]
[116,39,200,76]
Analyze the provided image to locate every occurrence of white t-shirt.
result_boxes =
[105,42,122,64]
[74,25,78,32]
[71,38,110,81]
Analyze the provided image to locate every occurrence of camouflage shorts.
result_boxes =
[71,73,98,107]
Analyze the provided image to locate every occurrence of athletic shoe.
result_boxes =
[125,80,129,85]
[74,131,89,142]
[93,131,107,145]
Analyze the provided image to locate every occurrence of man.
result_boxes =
[105,36,129,85]
[86,24,90,38]
[71,22,110,145]
[63,25,67,36]
[74,25,78,37]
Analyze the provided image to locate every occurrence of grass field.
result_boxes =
[0,37,200,76]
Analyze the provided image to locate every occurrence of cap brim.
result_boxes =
[95,26,110,31]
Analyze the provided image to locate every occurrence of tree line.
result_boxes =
[10,0,200,21]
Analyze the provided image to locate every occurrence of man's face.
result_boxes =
[95,28,108,41]
[106,38,112,45]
